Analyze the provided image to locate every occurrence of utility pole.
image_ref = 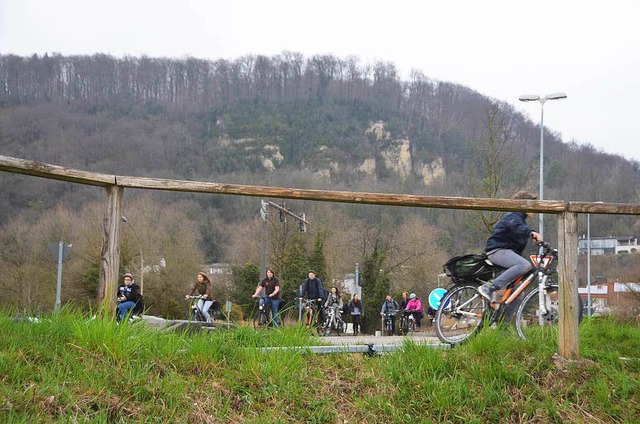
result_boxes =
[259,199,311,278]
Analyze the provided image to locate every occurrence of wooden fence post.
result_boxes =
[557,211,579,358]
[98,185,123,315]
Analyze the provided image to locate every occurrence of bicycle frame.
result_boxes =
[302,299,321,328]
[186,295,207,321]
[496,245,556,306]
[323,306,343,334]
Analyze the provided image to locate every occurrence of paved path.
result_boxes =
[320,331,441,346]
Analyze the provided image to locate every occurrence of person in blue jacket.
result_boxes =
[479,191,542,301]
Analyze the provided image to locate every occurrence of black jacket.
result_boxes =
[301,277,325,300]
[485,212,534,255]
[117,283,144,311]
[348,300,364,315]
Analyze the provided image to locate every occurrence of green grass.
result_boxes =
[0,310,638,423]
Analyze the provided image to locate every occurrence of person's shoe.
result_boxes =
[478,283,494,301]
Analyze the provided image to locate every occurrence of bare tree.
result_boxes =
[468,102,534,236]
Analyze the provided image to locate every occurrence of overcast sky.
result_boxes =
[2,0,639,161]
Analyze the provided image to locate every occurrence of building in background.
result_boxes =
[578,236,638,256]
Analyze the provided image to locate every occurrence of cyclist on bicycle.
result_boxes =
[404,293,424,327]
[299,270,326,319]
[323,286,344,332]
[398,291,410,312]
[186,272,214,323]
[252,267,282,327]
[380,294,399,335]
[324,286,344,310]
[479,191,543,301]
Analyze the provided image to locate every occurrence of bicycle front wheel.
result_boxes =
[435,284,487,345]
[400,317,408,335]
[253,311,268,330]
[515,284,583,340]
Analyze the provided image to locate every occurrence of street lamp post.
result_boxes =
[518,92,567,240]
[586,201,603,317]
[121,216,144,295]
[587,212,591,317]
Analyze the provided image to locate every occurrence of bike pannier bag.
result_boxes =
[443,253,490,279]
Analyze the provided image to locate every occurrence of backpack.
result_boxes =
[443,253,492,280]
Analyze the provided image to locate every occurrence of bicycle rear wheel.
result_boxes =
[435,284,487,345]
[515,284,583,340]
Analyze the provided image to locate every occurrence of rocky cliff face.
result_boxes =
[216,120,445,185]
[362,121,445,185]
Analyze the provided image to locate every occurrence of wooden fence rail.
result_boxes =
[3,154,640,358]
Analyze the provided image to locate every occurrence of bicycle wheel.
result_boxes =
[400,316,408,335]
[253,311,268,330]
[336,318,343,336]
[304,309,313,330]
[385,318,393,336]
[191,307,203,322]
[323,316,332,336]
[515,284,583,340]
[435,284,487,345]
[315,310,325,336]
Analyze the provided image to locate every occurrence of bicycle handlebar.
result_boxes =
[185,295,213,300]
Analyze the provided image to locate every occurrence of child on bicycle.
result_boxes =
[479,191,543,301]
[186,272,214,323]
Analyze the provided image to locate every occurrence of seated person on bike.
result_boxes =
[479,191,543,301]
[404,293,424,327]
[398,291,409,312]
[324,286,344,328]
[186,272,214,323]
[252,267,282,327]
[324,286,344,310]
[299,270,326,318]
[380,294,400,335]
[116,272,144,322]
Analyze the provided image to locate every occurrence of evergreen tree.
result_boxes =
[279,236,308,300]
[307,232,328,283]
[360,240,391,332]
[231,262,260,319]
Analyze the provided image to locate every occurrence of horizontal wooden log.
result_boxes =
[564,201,640,215]
[1,155,640,215]
[0,155,115,186]
[115,175,569,213]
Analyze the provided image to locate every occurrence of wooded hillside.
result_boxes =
[1,53,639,315]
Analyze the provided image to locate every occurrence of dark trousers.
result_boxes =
[351,314,361,335]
